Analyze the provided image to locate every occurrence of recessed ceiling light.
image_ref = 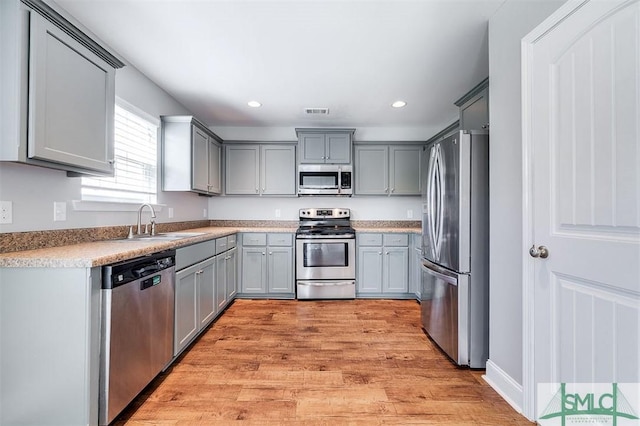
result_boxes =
[247,101,261,108]
[392,101,407,108]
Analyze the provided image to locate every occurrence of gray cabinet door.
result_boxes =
[299,132,352,164]
[299,133,326,163]
[355,146,388,194]
[28,12,115,174]
[389,145,422,195]
[226,145,260,194]
[192,126,209,192]
[267,246,293,293]
[226,247,238,300]
[215,254,227,311]
[208,139,222,194]
[357,247,383,292]
[198,258,216,328]
[241,247,267,293]
[261,145,296,195]
[326,133,351,163]
[383,247,409,292]
[458,85,489,131]
[175,264,199,355]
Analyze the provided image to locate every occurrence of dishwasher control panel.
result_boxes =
[103,250,176,289]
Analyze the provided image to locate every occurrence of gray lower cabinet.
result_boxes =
[162,116,222,195]
[216,246,238,311]
[455,77,489,131]
[1,1,124,175]
[225,144,296,195]
[239,233,294,297]
[410,233,422,299]
[0,267,101,425]
[174,235,236,357]
[355,145,422,195]
[175,257,215,355]
[357,233,410,296]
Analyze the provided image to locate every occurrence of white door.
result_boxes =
[523,0,640,419]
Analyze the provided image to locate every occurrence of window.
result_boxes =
[82,102,158,204]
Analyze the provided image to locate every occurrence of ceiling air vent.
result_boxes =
[304,107,330,115]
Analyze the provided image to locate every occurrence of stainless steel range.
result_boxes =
[296,208,356,299]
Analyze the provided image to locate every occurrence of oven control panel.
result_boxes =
[299,208,350,219]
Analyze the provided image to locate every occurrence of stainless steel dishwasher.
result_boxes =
[100,250,176,425]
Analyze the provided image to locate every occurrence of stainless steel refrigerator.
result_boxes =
[420,130,489,368]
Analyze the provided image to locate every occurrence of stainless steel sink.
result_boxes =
[113,232,207,242]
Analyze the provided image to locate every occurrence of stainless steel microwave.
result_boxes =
[298,164,352,196]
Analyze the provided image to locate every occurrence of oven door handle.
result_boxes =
[297,280,355,286]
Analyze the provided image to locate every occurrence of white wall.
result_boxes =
[486,0,565,411]
[209,196,421,221]
[212,125,445,142]
[0,64,209,233]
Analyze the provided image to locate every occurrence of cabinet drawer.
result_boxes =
[215,237,228,255]
[358,233,383,246]
[176,240,216,270]
[383,234,409,246]
[227,234,237,249]
[242,233,267,246]
[267,233,293,246]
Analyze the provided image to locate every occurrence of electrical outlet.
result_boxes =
[0,201,12,224]
[53,201,67,221]
[168,207,174,219]
[203,208,207,218]
[275,209,281,218]
[407,209,414,219]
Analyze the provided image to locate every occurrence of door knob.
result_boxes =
[529,245,549,259]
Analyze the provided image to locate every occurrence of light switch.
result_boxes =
[407,209,414,219]
[275,209,281,218]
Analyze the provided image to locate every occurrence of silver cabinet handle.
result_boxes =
[378,251,382,255]
[255,188,259,193]
[529,245,549,259]
[262,252,266,255]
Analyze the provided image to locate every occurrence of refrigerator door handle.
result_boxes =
[433,144,445,260]
[421,258,458,284]
[427,145,438,260]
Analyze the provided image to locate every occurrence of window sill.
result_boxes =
[72,200,165,213]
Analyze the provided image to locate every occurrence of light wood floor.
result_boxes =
[114,299,532,425]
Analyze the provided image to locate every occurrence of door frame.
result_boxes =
[520,0,591,420]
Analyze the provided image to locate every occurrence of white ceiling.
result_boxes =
[55,0,504,139]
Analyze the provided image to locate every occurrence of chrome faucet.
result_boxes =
[136,204,156,236]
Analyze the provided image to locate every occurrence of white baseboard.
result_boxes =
[483,359,526,417]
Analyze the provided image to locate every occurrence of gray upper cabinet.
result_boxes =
[0,1,124,176]
[225,144,296,196]
[389,146,422,195]
[296,128,354,164]
[455,77,489,131]
[161,116,222,196]
[355,144,422,196]
[354,145,388,194]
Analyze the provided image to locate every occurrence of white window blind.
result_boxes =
[82,104,158,204]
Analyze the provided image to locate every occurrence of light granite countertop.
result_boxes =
[0,225,420,268]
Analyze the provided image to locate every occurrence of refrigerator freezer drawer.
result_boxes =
[420,259,469,366]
